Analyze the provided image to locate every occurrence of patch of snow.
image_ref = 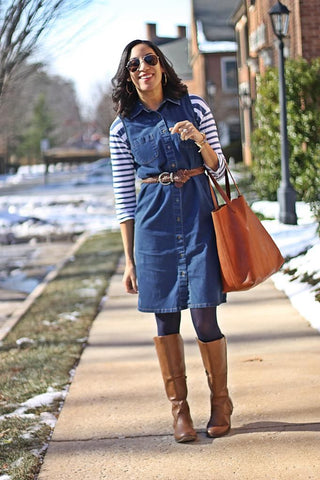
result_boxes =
[272,242,320,331]
[16,337,35,347]
[10,388,66,416]
[40,412,58,428]
[77,287,98,297]
[42,320,57,326]
[11,457,23,468]
[31,443,49,458]
[0,161,118,244]
[58,311,80,322]
[76,337,88,344]
[261,220,318,258]
[0,413,37,422]
[252,201,319,332]
[252,200,315,225]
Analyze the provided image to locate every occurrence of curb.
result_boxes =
[0,232,90,342]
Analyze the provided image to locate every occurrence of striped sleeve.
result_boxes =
[189,94,226,179]
[109,116,137,223]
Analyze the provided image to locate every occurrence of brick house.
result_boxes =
[189,0,241,153]
[145,22,193,83]
[232,0,320,165]
[146,0,241,158]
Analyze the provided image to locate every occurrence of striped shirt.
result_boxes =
[109,94,226,223]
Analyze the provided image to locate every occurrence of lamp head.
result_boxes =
[269,1,290,39]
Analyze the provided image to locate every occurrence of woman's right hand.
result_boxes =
[119,220,138,294]
[123,263,138,294]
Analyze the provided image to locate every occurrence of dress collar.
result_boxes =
[128,97,181,119]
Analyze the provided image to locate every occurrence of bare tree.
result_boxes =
[0,0,92,99]
[94,85,116,135]
[0,61,83,159]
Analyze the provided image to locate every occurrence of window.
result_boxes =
[221,57,238,92]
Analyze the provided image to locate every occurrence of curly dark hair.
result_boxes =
[111,39,188,117]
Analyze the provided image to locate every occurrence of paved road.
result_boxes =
[38,263,320,480]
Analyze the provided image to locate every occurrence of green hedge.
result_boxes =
[251,57,320,224]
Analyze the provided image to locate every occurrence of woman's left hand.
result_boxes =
[170,120,219,171]
[170,121,203,143]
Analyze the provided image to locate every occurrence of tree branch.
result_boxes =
[0,0,93,99]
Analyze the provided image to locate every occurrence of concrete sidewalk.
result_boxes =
[38,264,320,480]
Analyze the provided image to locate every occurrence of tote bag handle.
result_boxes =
[207,158,242,210]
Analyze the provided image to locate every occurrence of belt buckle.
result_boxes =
[158,172,174,185]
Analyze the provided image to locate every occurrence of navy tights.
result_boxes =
[155,307,223,342]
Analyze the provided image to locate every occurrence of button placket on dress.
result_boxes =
[158,114,189,308]
[173,189,189,307]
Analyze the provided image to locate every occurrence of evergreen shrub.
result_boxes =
[251,57,320,225]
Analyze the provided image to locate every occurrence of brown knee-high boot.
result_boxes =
[197,337,233,438]
[154,333,197,443]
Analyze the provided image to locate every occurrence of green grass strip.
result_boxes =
[0,230,123,480]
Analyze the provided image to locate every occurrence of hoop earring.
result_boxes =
[126,80,134,95]
[162,72,168,86]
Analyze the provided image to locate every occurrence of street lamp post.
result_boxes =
[269,0,297,225]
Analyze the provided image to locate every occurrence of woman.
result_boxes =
[109,39,233,443]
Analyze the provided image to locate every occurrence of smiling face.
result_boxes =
[127,43,164,101]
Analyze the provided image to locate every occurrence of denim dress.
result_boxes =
[121,94,225,313]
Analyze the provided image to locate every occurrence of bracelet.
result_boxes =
[194,132,207,152]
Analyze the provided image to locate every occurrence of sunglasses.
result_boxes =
[126,54,159,73]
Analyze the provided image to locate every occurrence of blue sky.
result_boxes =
[40,0,190,109]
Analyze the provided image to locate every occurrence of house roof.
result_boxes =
[147,23,192,81]
[193,0,236,42]
[159,37,193,80]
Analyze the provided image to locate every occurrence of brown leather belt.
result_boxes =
[141,166,205,188]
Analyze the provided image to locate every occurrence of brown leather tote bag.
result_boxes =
[207,162,284,293]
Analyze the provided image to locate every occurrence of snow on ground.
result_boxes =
[0,160,119,244]
[0,189,118,243]
[0,388,66,420]
[252,201,319,332]
[0,386,67,469]
[272,244,320,332]
[0,163,319,334]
